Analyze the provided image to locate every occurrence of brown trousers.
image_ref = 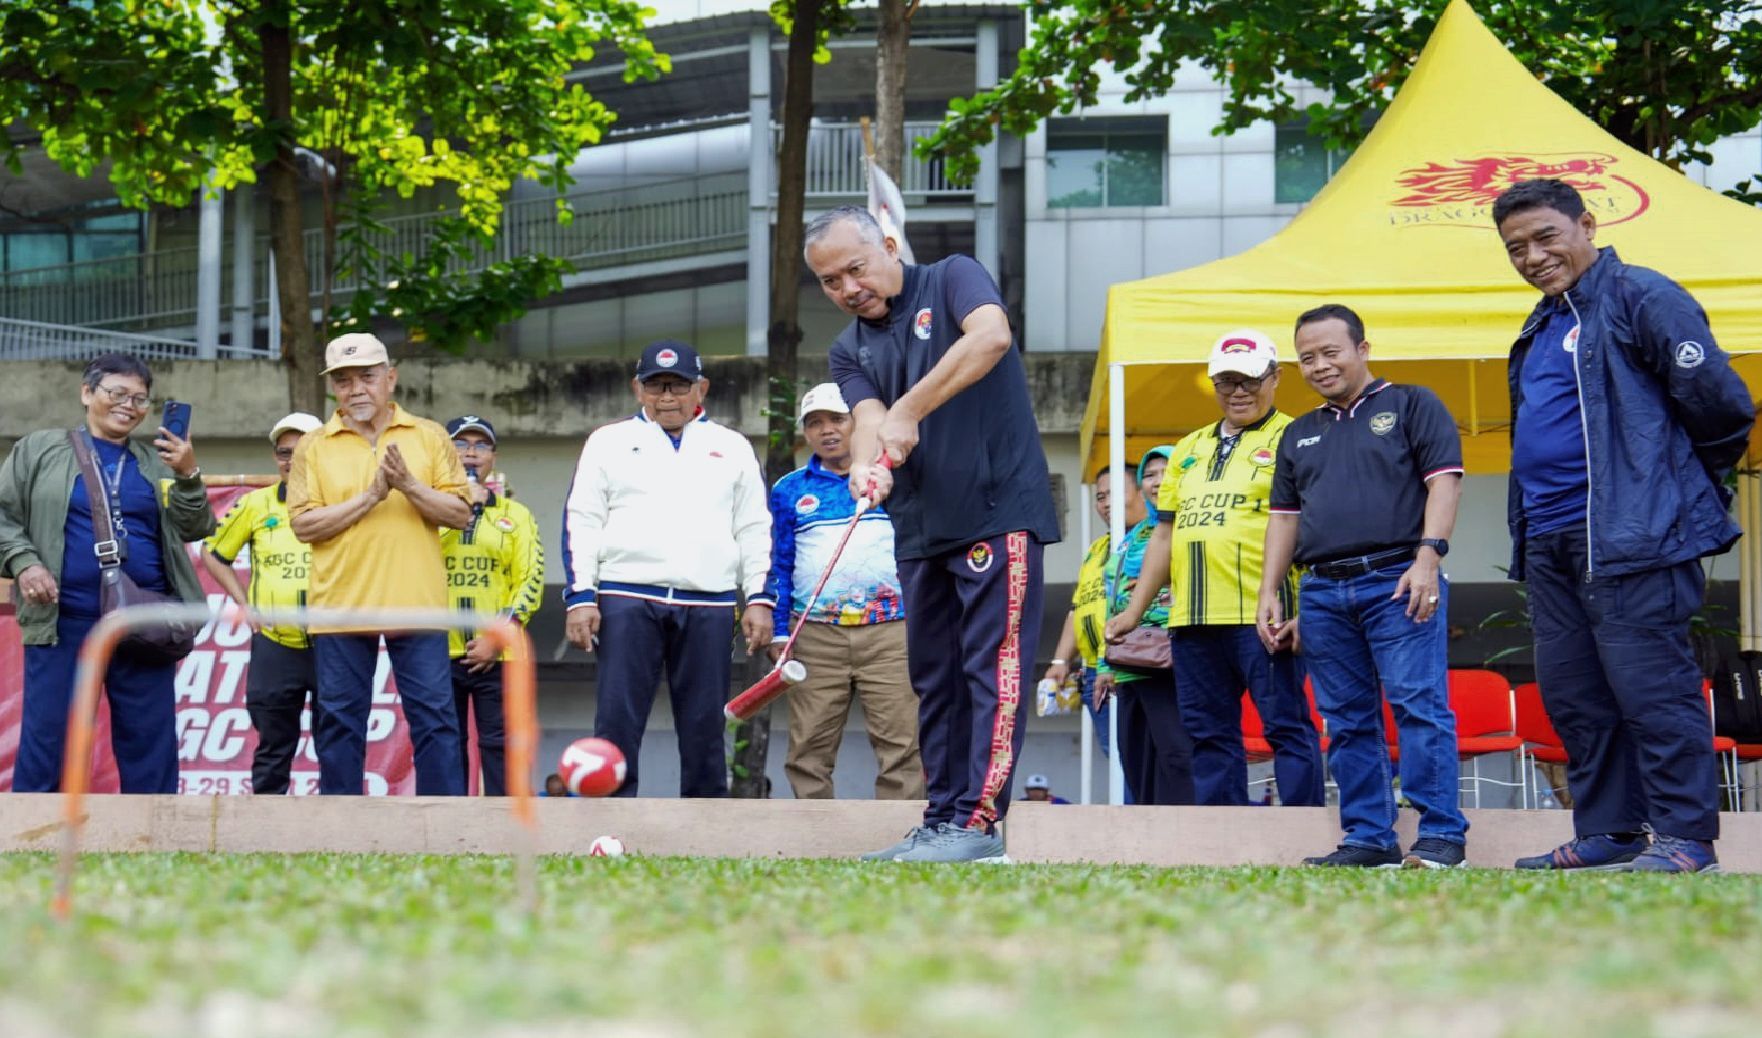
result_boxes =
[785,620,925,800]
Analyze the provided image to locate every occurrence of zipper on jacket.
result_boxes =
[1563,293,1595,578]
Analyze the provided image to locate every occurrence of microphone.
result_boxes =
[465,465,484,518]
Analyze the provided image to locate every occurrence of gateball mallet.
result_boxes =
[726,454,893,722]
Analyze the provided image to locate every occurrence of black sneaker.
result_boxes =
[1302,843,1403,868]
[1402,837,1467,870]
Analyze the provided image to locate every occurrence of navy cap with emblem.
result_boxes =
[446,415,497,445]
[635,339,704,382]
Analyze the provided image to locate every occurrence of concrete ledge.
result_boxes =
[3,795,1758,872]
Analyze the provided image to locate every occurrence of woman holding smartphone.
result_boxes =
[0,353,214,792]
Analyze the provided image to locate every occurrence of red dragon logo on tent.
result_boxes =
[1387,153,1649,228]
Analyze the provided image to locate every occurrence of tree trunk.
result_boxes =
[728,2,824,799]
[874,0,913,182]
[259,19,323,414]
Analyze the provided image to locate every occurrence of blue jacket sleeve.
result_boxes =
[1630,280,1755,479]
[764,475,797,639]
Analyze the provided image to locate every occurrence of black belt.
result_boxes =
[1308,546,1417,580]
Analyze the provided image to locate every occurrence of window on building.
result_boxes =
[1275,121,1354,204]
[1046,118,1166,208]
[1,206,144,273]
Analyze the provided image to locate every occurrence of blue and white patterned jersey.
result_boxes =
[764,455,906,637]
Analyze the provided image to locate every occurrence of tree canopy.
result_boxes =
[925,0,1762,197]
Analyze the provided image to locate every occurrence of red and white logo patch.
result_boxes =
[913,308,934,341]
[656,348,678,368]
[1250,447,1275,466]
[795,494,820,516]
[966,541,994,573]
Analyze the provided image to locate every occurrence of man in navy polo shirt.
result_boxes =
[806,205,1060,863]
[1494,179,1753,874]
[1256,304,1469,869]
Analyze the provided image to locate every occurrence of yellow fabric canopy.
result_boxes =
[1081,0,1762,478]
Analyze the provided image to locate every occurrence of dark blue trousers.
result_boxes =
[592,595,735,798]
[16,614,179,793]
[452,659,507,796]
[898,531,1044,831]
[1173,625,1326,807]
[1114,668,1195,805]
[1526,527,1719,841]
[313,632,463,796]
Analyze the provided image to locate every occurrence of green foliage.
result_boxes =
[924,0,1762,194]
[768,0,858,63]
[0,0,670,345]
[3,853,1762,1036]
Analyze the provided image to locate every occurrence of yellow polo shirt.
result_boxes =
[205,483,312,649]
[286,403,468,632]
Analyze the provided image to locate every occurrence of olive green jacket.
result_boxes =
[0,428,215,645]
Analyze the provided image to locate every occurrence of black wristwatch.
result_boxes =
[1419,538,1450,557]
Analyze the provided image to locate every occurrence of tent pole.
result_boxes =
[1078,482,1094,805]
[1107,363,1127,806]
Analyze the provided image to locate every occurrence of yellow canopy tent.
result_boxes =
[1082,0,1762,479]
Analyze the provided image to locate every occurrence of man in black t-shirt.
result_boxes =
[808,205,1059,863]
[1255,304,1469,870]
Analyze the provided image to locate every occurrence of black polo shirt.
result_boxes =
[828,254,1061,561]
[1270,379,1464,564]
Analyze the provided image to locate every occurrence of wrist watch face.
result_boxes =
[1422,538,1449,556]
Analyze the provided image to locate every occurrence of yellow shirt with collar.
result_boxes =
[286,402,468,631]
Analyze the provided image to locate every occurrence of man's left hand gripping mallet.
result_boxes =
[725,454,893,722]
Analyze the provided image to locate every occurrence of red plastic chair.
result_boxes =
[1703,680,1742,809]
[1514,681,1567,809]
[1241,693,1272,763]
[1448,669,1525,808]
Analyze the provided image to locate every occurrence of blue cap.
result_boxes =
[635,339,704,382]
[446,415,497,445]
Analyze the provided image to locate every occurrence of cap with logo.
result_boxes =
[796,382,850,427]
[269,412,324,444]
[634,339,704,382]
[446,415,498,446]
[321,332,391,374]
[1207,329,1280,379]
[1025,773,1050,790]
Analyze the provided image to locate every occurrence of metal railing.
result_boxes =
[784,120,967,198]
[0,120,968,341]
[0,317,258,362]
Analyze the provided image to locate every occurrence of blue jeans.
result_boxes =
[16,614,179,793]
[1526,527,1717,840]
[1173,625,1325,807]
[313,632,463,795]
[1300,564,1467,850]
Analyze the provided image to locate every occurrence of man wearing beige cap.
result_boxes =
[287,333,473,795]
[1108,329,1325,810]
[762,383,922,800]
[203,411,325,793]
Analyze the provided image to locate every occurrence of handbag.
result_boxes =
[1105,625,1171,673]
[68,429,198,666]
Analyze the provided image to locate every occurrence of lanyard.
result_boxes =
[83,430,131,544]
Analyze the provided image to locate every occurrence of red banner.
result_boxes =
[0,484,420,795]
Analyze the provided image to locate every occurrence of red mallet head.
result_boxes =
[724,658,808,723]
[559,737,627,797]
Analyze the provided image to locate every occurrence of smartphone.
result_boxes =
[161,400,193,441]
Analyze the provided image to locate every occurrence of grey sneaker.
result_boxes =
[860,825,930,862]
[892,822,1009,864]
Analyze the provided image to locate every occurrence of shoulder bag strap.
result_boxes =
[67,428,122,568]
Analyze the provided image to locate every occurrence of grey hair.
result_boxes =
[803,205,885,257]
[83,352,154,391]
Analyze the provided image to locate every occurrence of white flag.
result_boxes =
[866,159,914,266]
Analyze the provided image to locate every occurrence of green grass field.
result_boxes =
[1,853,1759,1038]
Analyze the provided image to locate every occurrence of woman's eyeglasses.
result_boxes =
[95,384,151,409]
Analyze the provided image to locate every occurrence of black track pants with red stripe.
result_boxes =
[898,531,1044,832]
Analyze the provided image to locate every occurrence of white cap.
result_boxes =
[321,332,391,374]
[1025,773,1050,790]
[1207,329,1280,379]
[796,382,850,427]
[269,412,324,443]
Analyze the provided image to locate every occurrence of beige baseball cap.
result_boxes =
[1207,329,1280,379]
[321,332,391,374]
[269,412,324,443]
[796,382,850,427]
